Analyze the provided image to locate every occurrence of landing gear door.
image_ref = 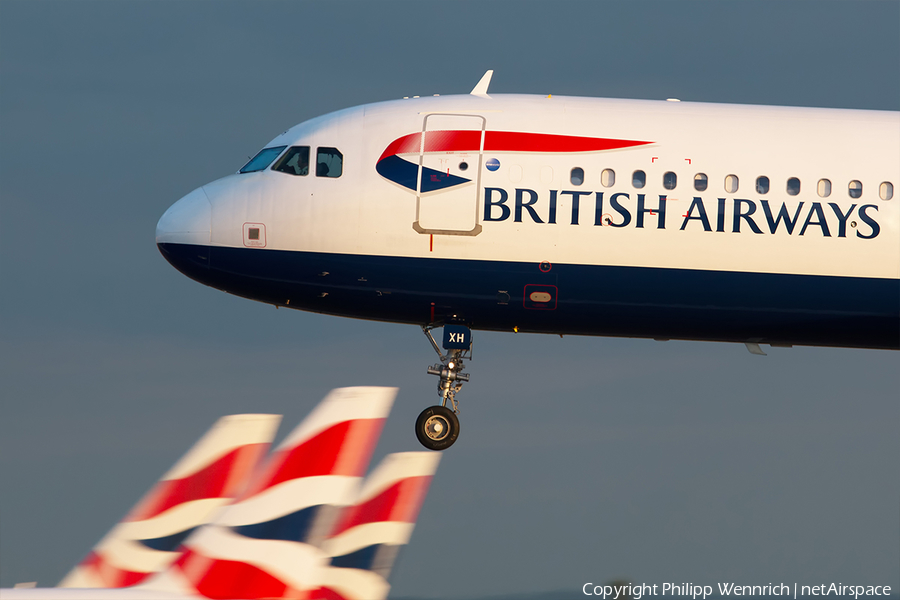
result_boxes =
[414,114,484,236]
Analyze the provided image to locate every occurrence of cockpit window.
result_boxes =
[240,146,286,173]
[316,147,343,178]
[272,146,310,176]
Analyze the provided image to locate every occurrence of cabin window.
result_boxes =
[316,147,343,178]
[272,146,310,176]
[240,146,287,173]
[694,173,708,191]
[817,179,831,197]
[786,177,801,196]
[601,169,615,187]
[848,180,863,199]
[756,176,769,194]
[879,182,894,201]
[632,170,646,189]
[570,167,584,186]
[725,174,739,193]
[663,171,677,190]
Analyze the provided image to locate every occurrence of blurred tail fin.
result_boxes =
[147,387,396,599]
[58,414,281,588]
[317,451,442,600]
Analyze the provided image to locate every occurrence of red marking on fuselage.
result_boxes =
[378,131,653,163]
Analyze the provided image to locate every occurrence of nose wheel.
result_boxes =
[415,405,460,451]
[417,324,472,451]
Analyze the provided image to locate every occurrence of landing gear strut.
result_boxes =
[415,324,472,451]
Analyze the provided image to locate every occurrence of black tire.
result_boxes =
[415,405,460,451]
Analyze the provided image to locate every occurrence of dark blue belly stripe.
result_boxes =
[157,243,900,350]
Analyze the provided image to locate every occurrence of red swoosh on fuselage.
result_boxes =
[377,131,652,163]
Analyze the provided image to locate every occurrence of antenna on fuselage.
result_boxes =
[470,70,493,98]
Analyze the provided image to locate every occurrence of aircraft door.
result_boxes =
[414,114,484,236]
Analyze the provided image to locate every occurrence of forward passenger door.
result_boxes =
[414,113,485,236]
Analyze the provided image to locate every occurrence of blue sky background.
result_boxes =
[1,1,898,596]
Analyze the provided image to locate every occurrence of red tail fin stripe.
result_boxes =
[312,586,351,600]
[161,414,281,481]
[331,476,433,536]
[315,566,392,600]
[330,419,386,481]
[274,387,395,452]
[176,530,325,599]
[126,443,269,522]
[191,558,296,600]
[242,419,384,499]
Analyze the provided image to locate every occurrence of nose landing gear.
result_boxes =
[415,324,472,451]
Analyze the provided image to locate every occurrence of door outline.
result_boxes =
[413,113,484,236]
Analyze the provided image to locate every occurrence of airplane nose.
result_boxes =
[156,186,212,245]
[157,186,213,276]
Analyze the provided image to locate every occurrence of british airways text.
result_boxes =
[483,188,880,239]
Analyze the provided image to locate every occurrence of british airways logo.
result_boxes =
[376,132,880,239]
[376,131,652,191]
[483,188,881,239]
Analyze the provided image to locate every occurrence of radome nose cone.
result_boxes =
[156,186,212,245]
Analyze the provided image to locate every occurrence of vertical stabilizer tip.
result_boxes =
[470,70,494,97]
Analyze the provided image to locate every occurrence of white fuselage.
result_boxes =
[156,94,900,349]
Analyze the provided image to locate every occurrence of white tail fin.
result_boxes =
[58,414,280,589]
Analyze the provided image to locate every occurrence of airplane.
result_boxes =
[155,70,900,451]
[3,387,441,600]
